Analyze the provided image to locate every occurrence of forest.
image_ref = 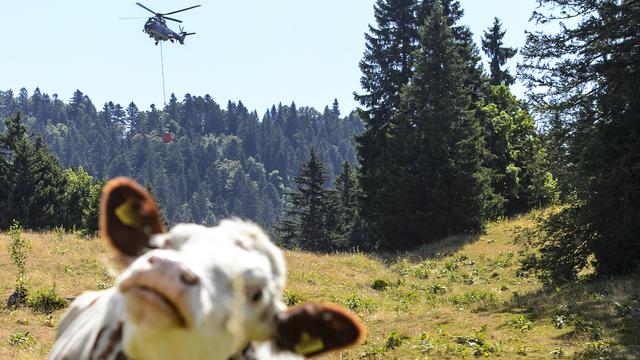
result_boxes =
[0,91,362,232]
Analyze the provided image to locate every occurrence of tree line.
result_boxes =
[277,0,556,252]
[0,90,362,232]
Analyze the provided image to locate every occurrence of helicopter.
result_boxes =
[129,3,201,45]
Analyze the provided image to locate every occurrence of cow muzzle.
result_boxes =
[119,255,199,329]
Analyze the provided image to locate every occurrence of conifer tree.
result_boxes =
[378,1,490,249]
[0,113,68,230]
[481,17,517,86]
[354,0,419,244]
[332,161,359,248]
[418,0,485,101]
[521,0,640,280]
[278,149,334,251]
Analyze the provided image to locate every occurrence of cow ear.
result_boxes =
[100,177,165,259]
[275,303,365,357]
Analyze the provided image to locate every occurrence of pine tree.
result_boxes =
[0,113,68,230]
[332,161,359,248]
[481,17,517,86]
[377,1,490,249]
[418,0,485,101]
[277,149,335,252]
[520,0,640,280]
[354,0,419,246]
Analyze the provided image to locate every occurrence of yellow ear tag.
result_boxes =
[114,199,141,229]
[294,332,324,355]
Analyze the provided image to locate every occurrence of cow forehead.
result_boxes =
[158,219,287,289]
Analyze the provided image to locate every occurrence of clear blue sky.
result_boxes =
[2,0,537,114]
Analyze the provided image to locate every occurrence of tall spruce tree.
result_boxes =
[0,113,68,230]
[332,161,359,248]
[482,17,517,86]
[418,0,485,101]
[277,149,335,252]
[354,0,419,245]
[378,1,490,249]
[520,0,640,280]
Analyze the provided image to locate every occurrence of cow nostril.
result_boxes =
[148,256,159,265]
[180,270,199,286]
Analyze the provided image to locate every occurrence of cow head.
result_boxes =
[101,178,365,359]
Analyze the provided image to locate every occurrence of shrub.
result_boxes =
[340,294,376,313]
[8,331,35,348]
[508,314,533,333]
[52,226,65,242]
[283,290,304,306]
[573,341,615,360]
[7,220,30,306]
[413,333,435,354]
[455,329,495,357]
[574,319,604,341]
[517,207,592,286]
[515,345,528,356]
[371,279,390,291]
[428,284,447,294]
[385,331,409,350]
[554,315,566,329]
[27,286,67,313]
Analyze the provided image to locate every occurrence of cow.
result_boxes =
[49,177,364,359]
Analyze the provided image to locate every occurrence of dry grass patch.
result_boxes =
[0,230,112,358]
[1,213,639,359]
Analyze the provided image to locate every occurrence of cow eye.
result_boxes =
[248,288,263,303]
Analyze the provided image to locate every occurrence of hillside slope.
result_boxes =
[1,213,638,359]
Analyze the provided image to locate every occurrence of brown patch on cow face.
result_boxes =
[275,302,365,357]
[100,177,165,259]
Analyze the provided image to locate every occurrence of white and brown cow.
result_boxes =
[49,177,364,360]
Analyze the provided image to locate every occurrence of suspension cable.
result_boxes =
[160,42,167,106]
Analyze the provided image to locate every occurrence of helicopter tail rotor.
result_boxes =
[177,26,196,44]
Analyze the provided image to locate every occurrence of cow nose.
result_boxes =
[147,256,199,286]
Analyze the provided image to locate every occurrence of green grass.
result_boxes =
[1,212,639,359]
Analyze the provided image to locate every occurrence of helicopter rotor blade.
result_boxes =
[136,2,158,15]
[118,17,147,20]
[162,16,183,23]
[161,5,201,16]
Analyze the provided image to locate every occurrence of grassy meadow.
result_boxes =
[1,213,639,359]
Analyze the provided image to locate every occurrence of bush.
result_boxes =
[385,331,409,350]
[8,331,35,348]
[371,279,390,291]
[517,207,592,286]
[340,294,376,313]
[282,290,304,306]
[27,286,67,313]
[573,341,616,360]
[508,314,533,333]
[454,326,495,357]
[7,220,30,306]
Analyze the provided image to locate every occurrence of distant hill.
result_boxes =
[0,88,363,227]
